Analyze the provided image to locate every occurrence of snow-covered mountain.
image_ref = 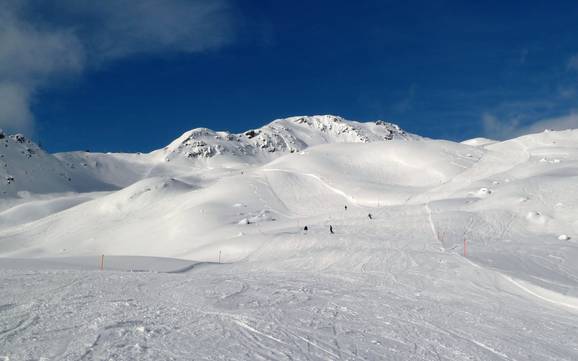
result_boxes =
[1,115,416,195]
[2,116,578,360]
[157,115,416,163]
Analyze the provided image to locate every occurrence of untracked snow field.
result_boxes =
[1,123,578,360]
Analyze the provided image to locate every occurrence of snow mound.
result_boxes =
[525,211,550,225]
[472,187,493,197]
[461,137,498,147]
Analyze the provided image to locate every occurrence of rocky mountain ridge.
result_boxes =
[161,115,417,162]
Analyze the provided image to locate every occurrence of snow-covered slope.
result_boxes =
[1,118,578,360]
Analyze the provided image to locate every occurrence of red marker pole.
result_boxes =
[464,239,467,257]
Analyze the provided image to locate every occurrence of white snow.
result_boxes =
[461,137,498,147]
[1,116,578,360]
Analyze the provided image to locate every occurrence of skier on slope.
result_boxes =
[368,213,373,220]
[344,205,348,211]
[304,225,308,232]
[329,225,334,234]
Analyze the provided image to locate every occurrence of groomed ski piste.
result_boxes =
[1,116,577,360]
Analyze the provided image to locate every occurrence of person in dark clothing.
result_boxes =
[368,213,373,220]
[344,205,348,211]
[304,225,308,232]
[329,225,334,234]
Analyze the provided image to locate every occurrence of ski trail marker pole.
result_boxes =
[100,254,104,270]
[464,239,467,257]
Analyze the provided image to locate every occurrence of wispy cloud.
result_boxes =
[482,113,519,139]
[558,86,576,99]
[483,112,578,139]
[481,51,578,140]
[522,113,578,134]
[567,54,578,72]
[519,48,529,65]
[0,83,34,132]
[0,0,236,134]
[393,83,417,113]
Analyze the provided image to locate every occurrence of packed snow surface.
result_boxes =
[1,116,578,360]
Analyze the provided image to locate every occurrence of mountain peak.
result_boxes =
[160,115,417,163]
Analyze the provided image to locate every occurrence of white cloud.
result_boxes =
[0,11,84,82]
[0,83,34,134]
[521,113,578,134]
[558,86,576,99]
[54,0,236,62]
[482,113,519,139]
[482,112,578,140]
[0,0,236,133]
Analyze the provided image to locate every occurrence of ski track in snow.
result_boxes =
[424,202,445,251]
[501,274,578,312]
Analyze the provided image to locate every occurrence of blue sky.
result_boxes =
[2,1,578,152]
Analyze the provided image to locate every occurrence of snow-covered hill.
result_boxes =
[1,117,578,360]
